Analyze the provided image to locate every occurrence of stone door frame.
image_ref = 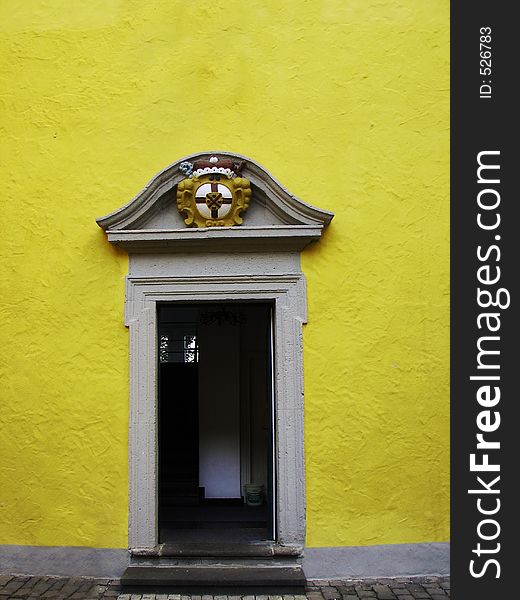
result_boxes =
[96,151,334,556]
[125,272,307,555]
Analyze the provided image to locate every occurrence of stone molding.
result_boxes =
[106,225,324,253]
[125,273,307,554]
[96,151,334,252]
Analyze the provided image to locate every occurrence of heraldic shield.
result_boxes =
[176,156,251,227]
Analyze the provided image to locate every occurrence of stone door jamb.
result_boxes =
[125,273,307,556]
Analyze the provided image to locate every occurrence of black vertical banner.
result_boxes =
[451,3,517,599]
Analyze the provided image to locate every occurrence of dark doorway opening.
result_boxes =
[158,302,275,545]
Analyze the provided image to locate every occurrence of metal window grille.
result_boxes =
[159,328,199,363]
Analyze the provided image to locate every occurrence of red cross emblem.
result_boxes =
[195,182,233,219]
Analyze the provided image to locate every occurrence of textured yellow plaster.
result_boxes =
[0,1,449,548]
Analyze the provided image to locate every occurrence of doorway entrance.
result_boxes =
[157,302,275,545]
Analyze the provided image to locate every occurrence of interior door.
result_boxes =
[266,304,276,540]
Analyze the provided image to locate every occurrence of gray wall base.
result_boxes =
[0,545,129,578]
[0,542,449,579]
[303,542,450,579]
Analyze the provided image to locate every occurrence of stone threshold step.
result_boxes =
[156,542,300,558]
[121,564,306,593]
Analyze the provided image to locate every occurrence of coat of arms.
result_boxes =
[176,156,251,227]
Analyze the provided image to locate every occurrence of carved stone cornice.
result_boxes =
[96,151,333,252]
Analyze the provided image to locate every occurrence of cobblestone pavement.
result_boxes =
[0,575,450,600]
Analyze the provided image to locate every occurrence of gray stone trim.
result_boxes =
[96,151,334,232]
[303,542,450,579]
[0,545,129,578]
[105,224,325,252]
[0,543,449,579]
[125,272,307,553]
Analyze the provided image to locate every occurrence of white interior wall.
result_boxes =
[198,321,241,498]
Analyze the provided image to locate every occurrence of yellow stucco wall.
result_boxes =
[0,1,449,549]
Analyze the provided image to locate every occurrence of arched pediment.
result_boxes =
[95,152,332,554]
[97,151,333,252]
